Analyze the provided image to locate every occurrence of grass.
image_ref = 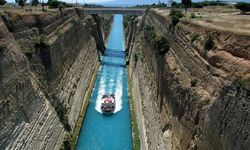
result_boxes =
[127,66,141,150]
[69,61,100,149]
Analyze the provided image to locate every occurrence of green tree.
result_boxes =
[15,0,26,7]
[235,2,250,14]
[47,0,52,5]
[171,15,179,28]
[48,0,61,8]
[0,0,6,5]
[31,0,39,6]
[182,0,192,15]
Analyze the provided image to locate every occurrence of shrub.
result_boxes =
[204,35,214,51]
[170,10,184,18]
[48,0,72,8]
[36,34,48,47]
[191,32,200,43]
[171,15,180,28]
[144,25,169,55]
[191,78,198,87]
[235,2,250,14]
[154,33,169,54]
[190,13,195,19]
[144,25,156,39]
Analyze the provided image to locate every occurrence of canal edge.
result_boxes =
[127,65,141,150]
[70,60,100,149]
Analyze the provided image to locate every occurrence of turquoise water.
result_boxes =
[76,15,132,150]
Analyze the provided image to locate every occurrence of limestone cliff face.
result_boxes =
[0,9,112,149]
[127,10,250,150]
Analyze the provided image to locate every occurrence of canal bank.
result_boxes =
[69,61,100,149]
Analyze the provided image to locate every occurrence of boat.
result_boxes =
[101,94,115,115]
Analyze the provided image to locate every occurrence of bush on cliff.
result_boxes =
[191,32,200,43]
[235,2,250,14]
[191,78,198,87]
[204,35,214,51]
[144,25,169,55]
[169,10,182,29]
[36,34,49,47]
[48,0,72,8]
[170,10,184,18]
[144,25,156,40]
[154,33,169,55]
[171,15,180,28]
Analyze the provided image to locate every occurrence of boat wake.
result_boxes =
[95,69,123,114]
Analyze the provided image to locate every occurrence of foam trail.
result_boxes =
[95,67,106,113]
[114,69,123,113]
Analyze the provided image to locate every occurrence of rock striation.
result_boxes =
[126,9,250,150]
[0,8,112,149]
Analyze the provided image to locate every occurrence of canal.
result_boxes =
[76,15,133,150]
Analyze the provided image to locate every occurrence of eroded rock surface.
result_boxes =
[0,8,112,149]
[126,9,250,150]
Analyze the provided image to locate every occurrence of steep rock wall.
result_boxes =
[127,10,249,150]
[0,8,112,149]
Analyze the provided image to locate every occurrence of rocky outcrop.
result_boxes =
[127,9,250,150]
[0,8,112,149]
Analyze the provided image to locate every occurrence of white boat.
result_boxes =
[101,94,115,115]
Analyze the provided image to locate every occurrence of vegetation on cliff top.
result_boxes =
[48,0,72,8]
[235,2,250,14]
[144,25,169,55]
[204,35,214,51]
[15,0,26,7]
[0,0,6,5]
[169,10,184,30]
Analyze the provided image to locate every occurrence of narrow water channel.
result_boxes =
[76,15,132,150]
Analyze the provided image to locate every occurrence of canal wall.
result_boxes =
[127,9,250,150]
[0,9,112,149]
